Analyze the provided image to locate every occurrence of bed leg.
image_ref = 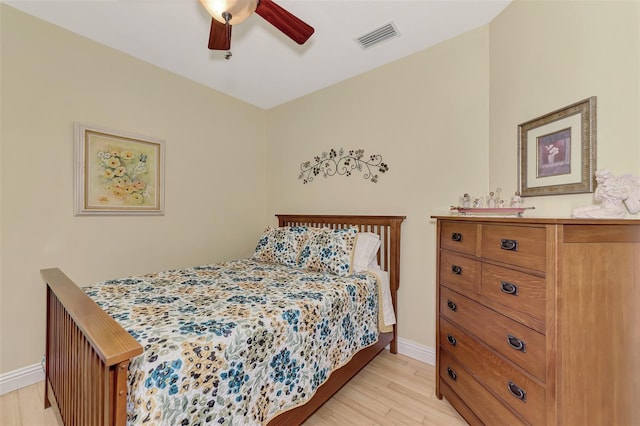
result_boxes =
[390,325,398,354]
[44,382,51,409]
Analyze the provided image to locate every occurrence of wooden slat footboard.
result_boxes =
[42,268,143,426]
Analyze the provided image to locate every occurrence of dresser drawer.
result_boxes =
[440,221,478,255]
[440,318,546,425]
[480,263,546,326]
[440,287,546,380]
[439,350,525,425]
[481,225,546,272]
[439,251,480,294]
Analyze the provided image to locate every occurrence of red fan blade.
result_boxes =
[255,0,314,45]
[208,18,231,50]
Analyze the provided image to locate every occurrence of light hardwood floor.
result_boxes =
[0,351,466,425]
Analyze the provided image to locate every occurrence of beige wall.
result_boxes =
[490,0,640,214]
[266,27,491,348]
[0,5,267,374]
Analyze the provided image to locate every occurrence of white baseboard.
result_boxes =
[0,362,44,395]
[1,340,435,396]
[396,338,436,365]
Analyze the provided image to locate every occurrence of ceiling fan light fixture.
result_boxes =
[199,0,258,25]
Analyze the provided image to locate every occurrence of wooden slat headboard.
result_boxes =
[276,214,405,290]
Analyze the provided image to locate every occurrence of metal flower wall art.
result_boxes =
[299,148,388,184]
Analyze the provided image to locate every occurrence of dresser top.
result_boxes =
[431,215,640,225]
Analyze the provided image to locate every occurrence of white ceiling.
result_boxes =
[4,0,511,109]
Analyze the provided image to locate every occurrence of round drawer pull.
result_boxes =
[508,381,527,402]
[507,334,526,352]
[451,232,463,242]
[500,281,519,296]
[446,333,457,346]
[500,238,519,251]
[451,265,462,275]
[447,299,457,312]
[446,367,457,381]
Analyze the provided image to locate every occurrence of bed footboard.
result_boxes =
[41,268,143,426]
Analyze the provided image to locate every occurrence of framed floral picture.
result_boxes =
[74,123,165,215]
[518,97,597,197]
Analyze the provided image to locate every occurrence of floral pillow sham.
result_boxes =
[297,227,358,277]
[252,226,315,267]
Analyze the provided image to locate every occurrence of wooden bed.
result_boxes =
[41,214,405,426]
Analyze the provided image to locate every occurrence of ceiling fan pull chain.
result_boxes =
[223,11,232,60]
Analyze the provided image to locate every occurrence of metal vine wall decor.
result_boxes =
[299,148,388,184]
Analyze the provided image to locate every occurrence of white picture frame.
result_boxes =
[74,123,165,215]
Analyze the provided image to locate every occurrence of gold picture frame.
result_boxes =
[518,97,597,197]
[74,123,165,215]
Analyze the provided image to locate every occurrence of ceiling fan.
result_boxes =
[199,0,314,53]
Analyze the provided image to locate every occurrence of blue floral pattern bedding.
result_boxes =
[83,259,384,425]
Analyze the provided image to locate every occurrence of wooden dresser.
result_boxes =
[433,216,639,425]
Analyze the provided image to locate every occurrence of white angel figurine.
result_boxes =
[572,169,640,218]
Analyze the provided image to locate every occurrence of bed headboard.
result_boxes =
[276,214,406,293]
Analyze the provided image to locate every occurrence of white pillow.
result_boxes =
[352,232,381,272]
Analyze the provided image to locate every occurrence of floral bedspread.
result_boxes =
[83,259,383,425]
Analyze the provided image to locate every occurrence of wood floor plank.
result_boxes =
[347,370,437,418]
[18,384,49,426]
[35,381,61,426]
[307,397,381,425]
[347,379,434,425]
[334,385,391,419]
[384,407,427,426]
[0,389,22,425]
[2,351,466,426]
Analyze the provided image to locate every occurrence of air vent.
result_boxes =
[355,22,400,50]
